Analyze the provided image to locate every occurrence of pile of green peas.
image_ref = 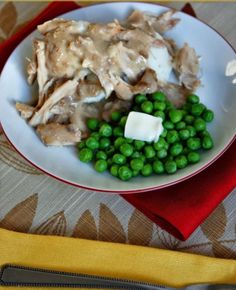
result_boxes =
[78,91,214,181]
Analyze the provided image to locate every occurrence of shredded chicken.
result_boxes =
[29,79,78,127]
[126,9,180,35]
[37,123,81,146]
[15,103,35,119]
[17,9,202,146]
[159,82,191,107]
[33,40,49,108]
[173,43,200,91]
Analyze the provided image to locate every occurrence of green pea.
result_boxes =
[110,165,119,177]
[99,123,112,137]
[94,160,107,172]
[114,137,125,149]
[186,126,196,137]
[90,132,100,140]
[118,166,133,181]
[191,103,205,116]
[134,140,145,150]
[111,111,122,122]
[87,118,99,131]
[203,109,214,122]
[140,155,146,163]
[179,129,190,140]
[154,111,165,120]
[113,126,123,137]
[154,101,166,111]
[187,94,200,104]
[187,137,201,151]
[119,116,128,127]
[161,129,167,138]
[131,151,142,159]
[125,138,133,144]
[135,94,147,104]
[202,136,214,150]
[120,143,134,157]
[152,91,166,102]
[157,148,168,159]
[199,130,211,138]
[163,141,169,150]
[153,137,166,151]
[169,109,183,123]
[141,164,153,176]
[95,151,107,160]
[141,101,153,114]
[144,146,156,159]
[112,154,126,165]
[175,121,186,130]
[194,118,206,132]
[79,148,93,163]
[187,151,200,164]
[164,160,177,174]
[165,100,174,111]
[130,158,144,171]
[184,115,195,124]
[132,170,139,177]
[170,143,183,156]
[86,137,99,150]
[100,137,111,150]
[166,130,179,144]
[163,121,174,130]
[175,155,188,169]
[77,140,86,150]
[153,160,164,174]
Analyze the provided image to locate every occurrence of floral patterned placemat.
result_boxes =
[0,1,236,259]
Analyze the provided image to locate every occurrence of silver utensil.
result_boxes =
[0,265,235,289]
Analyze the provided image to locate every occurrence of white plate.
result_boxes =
[0,2,235,193]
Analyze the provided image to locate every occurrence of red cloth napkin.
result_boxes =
[123,141,236,240]
[0,2,235,241]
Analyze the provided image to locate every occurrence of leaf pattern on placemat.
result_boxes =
[212,242,236,259]
[128,209,153,245]
[0,139,42,175]
[12,20,28,35]
[34,211,67,236]
[0,193,38,232]
[157,230,180,249]
[200,204,235,257]
[0,2,17,37]
[72,210,97,240]
[98,204,126,243]
[201,204,227,241]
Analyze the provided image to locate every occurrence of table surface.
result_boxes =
[0,1,235,259]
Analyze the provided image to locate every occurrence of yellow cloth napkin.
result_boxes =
[0,228,236,289]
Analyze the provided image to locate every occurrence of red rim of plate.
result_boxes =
[1,2,236,194]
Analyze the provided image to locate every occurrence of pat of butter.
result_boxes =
[124,111,163,143]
